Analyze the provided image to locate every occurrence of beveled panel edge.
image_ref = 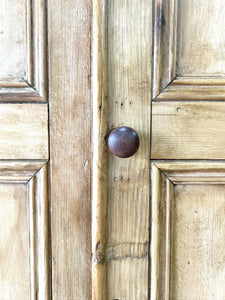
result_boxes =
[154,77,225,101]
[153,160,225,184]
[0,0,48,103]
[0,160,47,183]
[151,163,174,300]
[27,0,48,100]
[151,161,225,299]
[152,0,177,99]
[28,162,51,300]
[0,82,47,103]
[152,0,225,101]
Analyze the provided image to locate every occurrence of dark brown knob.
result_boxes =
[108,126,140,158]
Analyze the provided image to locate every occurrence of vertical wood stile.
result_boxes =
[49,0,92,298]
[92,0,108,299]
[107,1,152,298]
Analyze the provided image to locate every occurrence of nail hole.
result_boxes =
[121,176,124,180]
[121,103,124,107]
[177,107,181,112]
[129,101,133,105]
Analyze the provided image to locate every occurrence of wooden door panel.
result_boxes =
[153,0,225,101]
[152,102,225,159]
[0,0,50,299]
[177,0,225,76]
[0,0,26,79]
[0,162,50,299]
[151,162,225,299]
[0,0,47,101]
[0,104,48,159]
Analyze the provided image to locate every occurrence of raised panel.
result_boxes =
[0,183,30,299]
[177,0,225,76]
[151,162,225,299]
[152,0,225,101]
[0,0,26,80]
[172,184,225,299]
[0,162,50,299]
[0,0,48,102]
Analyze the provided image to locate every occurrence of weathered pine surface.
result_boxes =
[107,0,152,299]
[49,0,92,299]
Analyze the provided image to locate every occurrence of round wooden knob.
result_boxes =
[108,126,140,158]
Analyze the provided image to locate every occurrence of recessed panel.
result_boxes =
[177,0,225,76]
[0,183,30,299]
[0,0,26,80]
[172,184,225,299]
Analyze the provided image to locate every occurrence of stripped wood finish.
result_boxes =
[151,162,225,299]
[0,162,50,299]
[107,0,152,298]
[152,102,225,159]
[49,0,92,298]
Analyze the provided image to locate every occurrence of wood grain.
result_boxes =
[48,0,92,298]
[173,184,225,299]
[0,0,26,80]
[0,104,48,159]
[27,0,48,99]
[177,0,225,76]
[154,77,225,101]
[92,0,108,299]
[153,0,177,99]
[107,0,152,298]
[151,162,225,299]
[0,183,30,299]
[28,163,50,300]
[152,102,225,159]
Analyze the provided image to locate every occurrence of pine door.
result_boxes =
[92,0,225,299]
[0,0,92,299]
[151,0,225,299]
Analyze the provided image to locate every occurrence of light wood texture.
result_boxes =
[28,163,50,300]
[155,77,225,101]
[107,0,152,298]
[49,0,92,298]
[152,102,225,159]
[173,184,225,299]
[92,0,108,299]
[0,104,48,159]
[152,0,225,101]
[0,0,48,101]
[177,0,225,76]
[153,0,177,99]
[0,183,29,299]
[151,161,225,299]
[0,0,26,80]
[0,162,50,300]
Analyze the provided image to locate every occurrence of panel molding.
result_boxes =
[151,161,225,299]
[28,162,50,300]
[0,0,48,103]
[153,0,225,101]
